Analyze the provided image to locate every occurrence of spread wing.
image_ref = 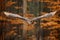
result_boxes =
[4,11,57,24]
[4,12,31,24]
[31,11,57,21]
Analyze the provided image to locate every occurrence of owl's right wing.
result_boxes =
[4,12,31,24]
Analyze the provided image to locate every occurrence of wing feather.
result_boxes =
[4,11,57,24]
[4,12,31,24]
[31,11,57,21]
[4,12,28,20]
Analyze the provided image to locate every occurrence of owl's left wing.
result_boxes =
[30,11,57,21]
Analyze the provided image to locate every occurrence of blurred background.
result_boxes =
[0,0,60,40]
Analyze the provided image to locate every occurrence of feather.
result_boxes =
[4,12,31,24]
[4,11,57,24]
[31,11,57,21]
